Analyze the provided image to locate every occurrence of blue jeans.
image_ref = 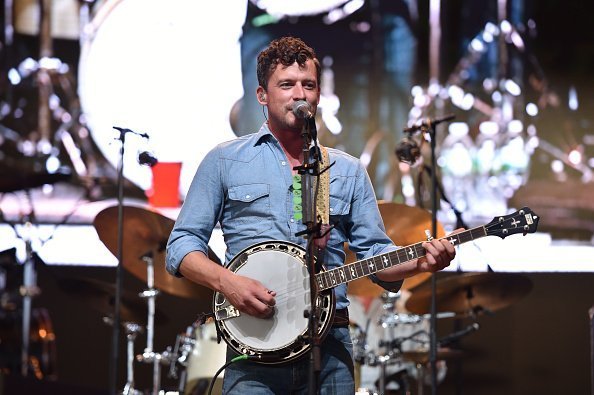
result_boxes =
[222,327,354,394]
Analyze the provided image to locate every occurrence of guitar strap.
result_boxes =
[316,145,330,225]
[312,145,331,253]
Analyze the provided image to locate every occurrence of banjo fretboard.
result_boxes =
[315,226,489,291]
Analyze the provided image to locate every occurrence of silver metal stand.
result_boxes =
[122,322,143,395]
[137,252,172,395]
[20,223,40,376]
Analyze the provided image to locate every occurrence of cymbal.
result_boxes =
[402,348,464,364]
[93,205,218,300]
[405,272,533,317]
[346,202,445,298]
[0,167,71,193]
[58,277,167,324]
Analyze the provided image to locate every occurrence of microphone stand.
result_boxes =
[398,115,454,394]
[426,122,439,395]
[110,126,146,394]
[294,116,322,395]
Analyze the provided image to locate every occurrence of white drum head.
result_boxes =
[78,0,244,196]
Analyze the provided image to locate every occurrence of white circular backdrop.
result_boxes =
[79,0,246,198]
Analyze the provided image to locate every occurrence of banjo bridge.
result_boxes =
[215,305,241,321]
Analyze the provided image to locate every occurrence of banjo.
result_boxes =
[213,207,539,364]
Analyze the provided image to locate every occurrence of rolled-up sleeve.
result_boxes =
[348,162,403,292]
[166,147,223,277]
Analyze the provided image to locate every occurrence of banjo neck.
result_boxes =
[315,207,539,291]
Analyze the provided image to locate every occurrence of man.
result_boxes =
[166,36,456,394]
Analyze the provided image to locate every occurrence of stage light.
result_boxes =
[508,120,523,134]
[526,103,538,116]
[481,30,494,43]
[510,30,525,50]
[8,68,21,85]
[411,85,423,97]
[485,22,499,35]
[568,148,582,166]
[483,78,496,92]
[460,93,475,110]
[504,79,522,96]
[500,20,512,34]
[470,38,485,52]
[479,121,499,136]
[568,86,578,111]
[448,85,464,104]
[551,159,564,173]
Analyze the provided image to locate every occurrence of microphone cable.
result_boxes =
[207,354,260,395]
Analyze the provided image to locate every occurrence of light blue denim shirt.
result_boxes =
[166,124,402,309]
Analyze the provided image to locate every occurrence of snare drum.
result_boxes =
[184,322,227,395]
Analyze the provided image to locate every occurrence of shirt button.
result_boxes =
[290,218,294,223]
[281,161,286,166]
[245,195,250,199]
[330,207,334,212]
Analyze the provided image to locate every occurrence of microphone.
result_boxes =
[292,100,314,119]
[113,126,150,139]
[438,322,480,347]
[394,137,421,165]
[403,114,456,134]
[138,151,158,167]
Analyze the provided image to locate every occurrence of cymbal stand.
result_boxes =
[20,222,41,377]
[139,252,159,355]
[416,363,427,395]
[137,251,170,395]
[122,322,143,395]
[377,354,392,395]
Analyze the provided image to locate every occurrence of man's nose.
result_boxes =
[292,84,306,99]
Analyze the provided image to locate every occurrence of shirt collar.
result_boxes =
[252,122,322,149]
[252,122,275,146]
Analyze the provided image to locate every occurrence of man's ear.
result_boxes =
[256,87,267,105]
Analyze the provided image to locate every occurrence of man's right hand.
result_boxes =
[220,271,277,319]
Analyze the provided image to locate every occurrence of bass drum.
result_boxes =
[185,321,227,395]
[78,0,243,198]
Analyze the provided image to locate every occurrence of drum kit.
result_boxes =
[91,205,226,394]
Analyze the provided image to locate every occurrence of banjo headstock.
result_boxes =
[484,207,539,239]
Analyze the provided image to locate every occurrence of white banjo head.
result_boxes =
[214,241,335,363]
[229,249,310,350]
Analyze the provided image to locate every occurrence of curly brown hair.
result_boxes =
[257,36,321,90]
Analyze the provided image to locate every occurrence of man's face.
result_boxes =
[260,59,320,132]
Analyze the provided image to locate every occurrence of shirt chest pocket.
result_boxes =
[328,195,351,245]
[227,183,272,226]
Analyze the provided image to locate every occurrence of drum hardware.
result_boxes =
[122,321,144,395]
[166,314,213,393]
[58,277,168,325]
[19,221,41,377]
[134,250,173,395]
[379,311,456,329]
[405,272,533,317]
[0,227,57,379]
[138,252,159,357]
[93,205,221,393]
[437,322,480,348]
[93,205,219,300]
[167,323,196,391]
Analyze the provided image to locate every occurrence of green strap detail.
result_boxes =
[292,175,302,221]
